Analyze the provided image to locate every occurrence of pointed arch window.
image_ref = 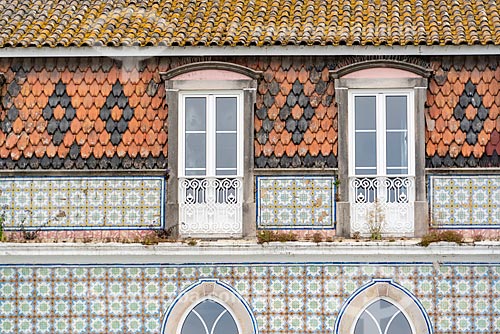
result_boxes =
[161,279,257,334]
[334,279,433,334]
[181,299,239,334]
[354,299,412,334]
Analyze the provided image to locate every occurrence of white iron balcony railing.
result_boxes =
[349,176,415,236]
[179,177,243,237]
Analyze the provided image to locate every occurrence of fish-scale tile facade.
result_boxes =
[426,56,500,168]
[2,56,500,170]
[1,0,500,48]
[254,58,337,168]
[0,58,167,169]
[0,57,339,170]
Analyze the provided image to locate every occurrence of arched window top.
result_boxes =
[181,299,238,334]
[161,61,262,81]
[161,279,258,334]
[330,60,432,79]
[335,279,433,334]
[354,299,412,334]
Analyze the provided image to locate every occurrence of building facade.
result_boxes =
[1,1,500,333]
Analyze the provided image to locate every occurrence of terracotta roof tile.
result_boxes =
[57,144,69,158]
[158,131,167,145]
[93,143,104,159]
[449,142,460,158]
[285,142,297,157]
[99,131,110,146]
[140,142,150,158]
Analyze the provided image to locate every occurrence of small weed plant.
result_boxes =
[419,230,464,247]
[257,230,297,244]
[367,199,385,240]
[312,232,323,243]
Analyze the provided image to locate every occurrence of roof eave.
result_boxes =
[0,45,499,57]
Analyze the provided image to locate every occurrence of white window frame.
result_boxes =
[178,91,244,179]
[348,90,415,179]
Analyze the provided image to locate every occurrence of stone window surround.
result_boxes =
[335,278,433,334]
[161,62,261,238]
[161,279,258,334]
[331,60,431,237]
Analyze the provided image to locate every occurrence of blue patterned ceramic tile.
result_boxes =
[256,176,335,229]
[0,176,165,230]
[429,175,500,228]
[0,263,499,333]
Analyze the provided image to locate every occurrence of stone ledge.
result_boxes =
[1,240,499,265]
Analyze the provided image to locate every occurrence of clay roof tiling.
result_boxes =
[0,0,500,48]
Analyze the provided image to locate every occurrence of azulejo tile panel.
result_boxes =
[429,175,500,228]
[256,176,336,229]
[0,176,165,230]
[1,263,500,333]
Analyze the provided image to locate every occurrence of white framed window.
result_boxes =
[347,90,416,236]
[179,92,244,178]
[178,91,244,237]
[162,61,260,239]
[348,90,415,179]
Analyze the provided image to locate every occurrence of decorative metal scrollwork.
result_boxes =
[350,176,415,236]
[179,177,243,237]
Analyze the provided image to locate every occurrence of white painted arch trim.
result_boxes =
[161,279,258,334]
[1,45,500,57]
[335,278,433,334]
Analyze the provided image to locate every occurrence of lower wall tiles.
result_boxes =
[1,263,499,333]
[429,175,500,229]
[0,175,165,230]
[256,176,336,230]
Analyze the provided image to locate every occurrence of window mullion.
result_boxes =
[207,95,216,177]
[377,94,386,176]
[179,96,185,178]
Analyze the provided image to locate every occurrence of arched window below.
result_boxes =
[181,299,239,334]
[334,279,432,334]
[354,299,412,334]
[161,279,257,334]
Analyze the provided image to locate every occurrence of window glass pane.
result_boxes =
[185,133,206,169]
[386,132,408,170]
[181,311,205,334]
[181,300,238,334]
[355,168,377,176]
[387,312,412,334]
[355,132,376,169]
[185,97,206,131]
[354,299,412,334]
[355,96,376,130]
[194,300,225,329]
[386,168,408,175]
[217,169,238,176]
[185,169,206,176]
[354,311,379,334]
[386,96,407,130]
[367,299,398,330]
[216,97,237,131]
[216,133,237,171]
[213,312,238,334]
